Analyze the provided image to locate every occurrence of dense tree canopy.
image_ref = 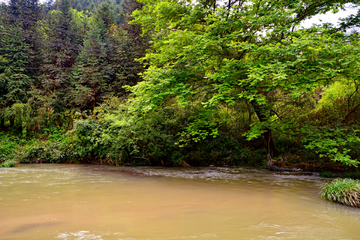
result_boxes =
[0,0,145,132]
[129,0,360,166]
[1,0,360,169]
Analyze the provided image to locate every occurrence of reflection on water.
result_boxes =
[0,164,359,240]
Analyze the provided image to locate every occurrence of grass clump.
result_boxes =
[320,178,360,207]
[319,172,334,178]
[1,160,17,167]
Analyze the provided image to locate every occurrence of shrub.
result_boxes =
[319,172,334,178]
[341,172,360,180]
[1,160,17,167]
[0,133,20,162]
[320,178,360,207]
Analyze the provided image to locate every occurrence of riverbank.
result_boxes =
[1,131,359,175]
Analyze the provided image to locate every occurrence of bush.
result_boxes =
[20,140,64,163]
[1,160,17,167]
[320,172,334,178]
[320,178,360,207]
[0,133,21,162]
[341,172,360,180]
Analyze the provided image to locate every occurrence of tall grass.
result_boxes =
[320,178,360,207]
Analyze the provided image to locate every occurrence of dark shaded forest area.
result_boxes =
[1,0,360,172]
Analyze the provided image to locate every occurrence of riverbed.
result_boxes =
[0,164,359,239]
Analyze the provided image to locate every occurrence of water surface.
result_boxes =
[0,164,359,239]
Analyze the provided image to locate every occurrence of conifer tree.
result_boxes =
[0,0,39,128]
[72,2,115,109]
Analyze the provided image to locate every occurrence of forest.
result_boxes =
[1,0,360,172]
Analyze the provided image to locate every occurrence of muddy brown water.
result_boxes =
[0,164,359,240]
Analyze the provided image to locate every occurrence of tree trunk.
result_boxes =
[263,128,278,158]
[250,101,278,160]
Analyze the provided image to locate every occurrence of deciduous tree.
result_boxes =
[130,0,360,165]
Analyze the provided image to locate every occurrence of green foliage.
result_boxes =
[0,27,32,109]
[65,118,108,159]
[71,0,123,13]
[20,139,63,163]
[319,82,354,109]
[320,178,360,207]
[303,126,360,166]
[1,0,360,169]
[0,0,149,165]
[100,99,267,166]
[103,104,186,165]
[1,160,17,167]
[314,81,360,123]
[319,172,334,178]
[5,103,31,134]
[130,0,360,164]
[94,2,115,29]
[341,172,360,180]
[184,134,266,166]
[0,132,20,162]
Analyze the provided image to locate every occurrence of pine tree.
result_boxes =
[0,28,32,129]
[71,2,115,109]
[0,0,40,129]
[38,0,78,113]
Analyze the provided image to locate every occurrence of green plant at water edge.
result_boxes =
[341,172,360,180]
[319,172,334,178]
[1,160,17,167]
[320,178,360,207]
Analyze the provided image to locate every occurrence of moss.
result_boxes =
[320,178,360,207]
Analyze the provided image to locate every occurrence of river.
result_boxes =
[0,164,359,239]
